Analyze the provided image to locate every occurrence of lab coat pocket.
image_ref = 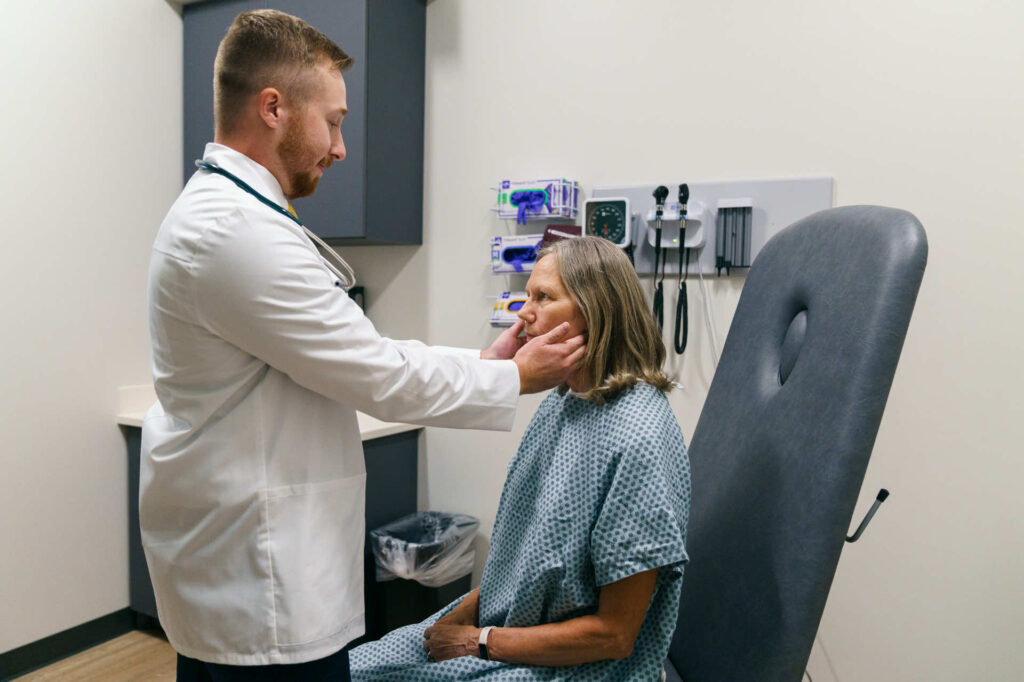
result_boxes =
[261,473,367,647]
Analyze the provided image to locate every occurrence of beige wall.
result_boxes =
[0,0,182,653]
[351,1,1024,680]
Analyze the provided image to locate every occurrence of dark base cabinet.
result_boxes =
[361,430,421,640]
[124,425,422,639]
[124,426,158,621]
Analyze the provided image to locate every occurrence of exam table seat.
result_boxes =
[665,206,927,681]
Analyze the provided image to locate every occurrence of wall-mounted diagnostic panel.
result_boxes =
[593,177,833,275]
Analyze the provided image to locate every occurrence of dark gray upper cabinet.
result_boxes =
[184,0,425,244]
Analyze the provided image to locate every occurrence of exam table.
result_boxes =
[664,206,928,681]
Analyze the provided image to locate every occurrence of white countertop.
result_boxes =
[116,385,420,441]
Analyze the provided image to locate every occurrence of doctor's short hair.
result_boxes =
[214,9,353,136]
[538,236,673,404]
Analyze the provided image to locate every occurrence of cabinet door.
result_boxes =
[183,0,255,185]
[362,0,425,246]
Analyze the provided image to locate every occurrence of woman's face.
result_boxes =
[518,255,587,342]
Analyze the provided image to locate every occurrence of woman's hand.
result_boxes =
[434,608,475,628]
[422,623,481,662]
[432,587,479,628]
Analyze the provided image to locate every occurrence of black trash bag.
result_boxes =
[369,512,479,587]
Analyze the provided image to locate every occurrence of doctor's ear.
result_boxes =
[257,87,284,129]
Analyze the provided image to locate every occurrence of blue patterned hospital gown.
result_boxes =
[350,382,690,681]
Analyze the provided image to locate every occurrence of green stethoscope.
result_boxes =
[195,159,357,290]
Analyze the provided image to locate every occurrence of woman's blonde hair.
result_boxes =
[538,236,672,404]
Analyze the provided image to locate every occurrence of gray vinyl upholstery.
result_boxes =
[668,206,927,681]
[664,657,684,682]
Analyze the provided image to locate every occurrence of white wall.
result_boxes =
[0,0,182,653]
[350,1,1024,680]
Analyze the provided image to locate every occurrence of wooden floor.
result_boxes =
[15,630,176,681]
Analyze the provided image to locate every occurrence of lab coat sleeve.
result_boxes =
[191,209,518,431]
[391,342,481,360]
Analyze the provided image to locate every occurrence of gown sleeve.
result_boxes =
[589,422,690,587]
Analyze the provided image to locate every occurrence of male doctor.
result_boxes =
[141,9,584,681]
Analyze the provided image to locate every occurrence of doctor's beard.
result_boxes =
[278,116,329,200]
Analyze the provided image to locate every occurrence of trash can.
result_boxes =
[366,512,478,637]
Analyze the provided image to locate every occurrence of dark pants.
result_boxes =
[176,646,350,681]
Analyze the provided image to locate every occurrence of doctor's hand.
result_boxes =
[423,623,481,662]
[480,320,527,360]
[513,322,586,394]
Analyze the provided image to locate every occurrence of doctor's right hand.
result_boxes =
[513,322,586,394]
[481,320,528,361]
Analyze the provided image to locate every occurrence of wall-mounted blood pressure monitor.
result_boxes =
[583,197,631,248]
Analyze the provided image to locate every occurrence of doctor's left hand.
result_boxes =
[423,623,482,662]
[480,319,526,361]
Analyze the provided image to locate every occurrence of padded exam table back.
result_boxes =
[668,206,927,681]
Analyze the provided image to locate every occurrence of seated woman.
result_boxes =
[350,236,690,681]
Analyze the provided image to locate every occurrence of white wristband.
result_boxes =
[478,626,495,660]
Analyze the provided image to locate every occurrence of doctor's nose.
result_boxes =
[330,134,346,161]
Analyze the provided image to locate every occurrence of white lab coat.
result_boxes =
[140,143,518,665]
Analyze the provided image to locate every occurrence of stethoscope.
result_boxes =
[194,159,357,290]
